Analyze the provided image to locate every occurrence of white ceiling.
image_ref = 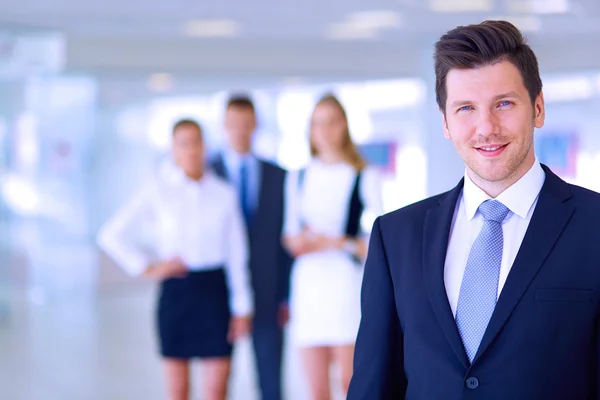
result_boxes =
[1,0,599,102]
[1,0,598,38]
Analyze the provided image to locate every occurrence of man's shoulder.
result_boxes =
[206,153,224,167]
[568,182,600,204]
[256,157,285,173]
[256,158,288,183]
[566,183,600,220]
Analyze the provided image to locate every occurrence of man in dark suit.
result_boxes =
[348,20,600,399]
[209,95,291,400]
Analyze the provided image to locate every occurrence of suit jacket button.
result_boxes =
[466,377,479,389]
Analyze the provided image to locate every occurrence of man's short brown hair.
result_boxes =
[226,95,255,113]
[434,20,543,113]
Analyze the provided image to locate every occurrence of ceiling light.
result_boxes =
[184,19,240,37]
[347,10,402,29]
[326,10,400,40]
[282,77,307,86]
[506,0,570,14]
[429,0,493,13]
[326,23,379,40]
[147,73,173,92]
[486,15,542,31]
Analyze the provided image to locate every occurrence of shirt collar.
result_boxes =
[223,148,255,172]
[463,158,546,221]
[158,158,209,186]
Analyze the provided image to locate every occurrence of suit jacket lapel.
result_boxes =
[211,155,228,180]
[423,179,470,369]
[213,154,268,236]
[473,165,575,364]
[253,160,269,231]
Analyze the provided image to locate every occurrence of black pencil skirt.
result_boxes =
[157,268,232,359]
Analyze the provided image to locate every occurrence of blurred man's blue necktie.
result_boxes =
[239,159,251,227]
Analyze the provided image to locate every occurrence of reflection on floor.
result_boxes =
[0,250,347,399]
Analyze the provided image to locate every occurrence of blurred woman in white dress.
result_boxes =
[97,119,253,400]
[283,95,384,399]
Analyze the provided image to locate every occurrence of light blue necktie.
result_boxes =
[455,199,510,363]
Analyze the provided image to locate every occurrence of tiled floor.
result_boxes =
[0,249,345,400]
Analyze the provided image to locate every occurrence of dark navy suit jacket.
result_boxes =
[211,155,292,317]
[348,165,600,400]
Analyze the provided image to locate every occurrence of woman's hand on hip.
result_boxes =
[144,257,187,279]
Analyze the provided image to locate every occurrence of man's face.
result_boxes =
[442,60,545,187]
[224,106,256,154]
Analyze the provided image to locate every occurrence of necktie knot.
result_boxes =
[478,200,509,223]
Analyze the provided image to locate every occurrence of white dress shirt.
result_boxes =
[444,160,546,317]
[97,166,253,316]
[222,149,260,213]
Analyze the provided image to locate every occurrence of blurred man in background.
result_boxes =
[210,95,292,400]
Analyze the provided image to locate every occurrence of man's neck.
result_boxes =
[228,144,251,155]
[467,156,535,199]
[225,147,252,161]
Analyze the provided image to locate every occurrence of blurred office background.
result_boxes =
[0,0,599,398]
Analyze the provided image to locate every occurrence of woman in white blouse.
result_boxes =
[98,119,253,400]
[283,94,384,399]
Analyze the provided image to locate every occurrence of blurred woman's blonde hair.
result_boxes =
[309,94,366,171]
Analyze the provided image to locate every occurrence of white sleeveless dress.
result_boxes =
[283,160,383,347]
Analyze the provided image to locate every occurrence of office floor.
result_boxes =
[0,249,345,400]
